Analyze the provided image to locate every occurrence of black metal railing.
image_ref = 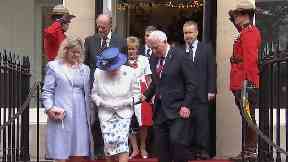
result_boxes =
[0,49,42,162]
[257,43,288,162]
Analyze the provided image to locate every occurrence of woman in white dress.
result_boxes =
[91,47,140,162]
[126,36,153,159]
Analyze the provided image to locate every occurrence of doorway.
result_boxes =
[115,0,203,46]
[114,0,217,156]
[98,0,217,157]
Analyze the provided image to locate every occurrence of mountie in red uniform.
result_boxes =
[230,24,262,91]
[44,21,65,61]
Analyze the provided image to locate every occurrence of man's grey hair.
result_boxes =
[148,30,167,42]
[145,25,157,33]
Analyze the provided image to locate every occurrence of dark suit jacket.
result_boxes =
[84,32,126,77]
[184,42,217,104]
[144,47,197,123]
[138,45,150,57]
[138,46,145,56]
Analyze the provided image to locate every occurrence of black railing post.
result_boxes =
[0,51,3,161]
[259,51,273,162]
[16,56,21,161]
[20,56,30,161]
[37,84,40,162]
[11,54,17,162]
[2,51,8,162]
[0,50,32,162]
[259,42,288,162]
[273,60,281,162]
[7,53,12,162]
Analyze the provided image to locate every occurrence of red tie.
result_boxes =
[156,58,164,79]
[155,58,165,100]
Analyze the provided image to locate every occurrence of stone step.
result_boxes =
[89,159,232,162]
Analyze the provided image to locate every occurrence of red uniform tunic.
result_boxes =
[230,25,262,91]
[44,21,65,61]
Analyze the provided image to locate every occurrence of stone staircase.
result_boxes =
[29,109,287,161]
[89,158,232,162]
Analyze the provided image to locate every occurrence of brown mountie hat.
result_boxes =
[50,4,76,19]
[228,0,256,17]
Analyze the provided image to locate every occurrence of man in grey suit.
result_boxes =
[182,20,217,160]
[84,13,126,158]
[84,13,126,78]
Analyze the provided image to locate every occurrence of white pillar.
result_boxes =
[216,0,256,157]
[103,0,112,12]
[216,0,241,157]
[63,0,95,40]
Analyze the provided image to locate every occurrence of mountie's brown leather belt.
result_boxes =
[230,56,243,64]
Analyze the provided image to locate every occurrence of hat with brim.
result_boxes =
[49,4,76,18]
[96,48,127,71]
[228,0,256,17]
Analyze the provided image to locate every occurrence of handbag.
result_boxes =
[130,98,140,133]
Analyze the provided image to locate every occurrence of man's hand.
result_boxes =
[179,106,191,118]
[141,95,147,102]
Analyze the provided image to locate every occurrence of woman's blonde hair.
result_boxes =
[127,36,140,49]
[55,36,85,63]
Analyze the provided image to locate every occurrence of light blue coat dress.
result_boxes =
[41,60,94,160]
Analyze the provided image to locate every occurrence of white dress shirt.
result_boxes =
[186,40,198,62]
[145,44,152,56]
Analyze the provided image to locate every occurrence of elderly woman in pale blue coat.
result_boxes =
[41,36,94,162]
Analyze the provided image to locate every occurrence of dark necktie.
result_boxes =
[156,57,165,79]
[146,48,151,57]
[101,37,107,49]
[189,44,194,55]
[189,44,195,61]
[155,57,165,100]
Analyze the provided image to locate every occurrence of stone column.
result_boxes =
[63,0,95,40]
[216,0,255,158]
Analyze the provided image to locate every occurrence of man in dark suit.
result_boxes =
[142,30,197,162]
[139,25,157,57]
[84,13,126,158]
[182,21,217,159]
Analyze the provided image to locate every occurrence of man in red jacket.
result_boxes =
[229,0,261,160]
[44,4,75,61]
